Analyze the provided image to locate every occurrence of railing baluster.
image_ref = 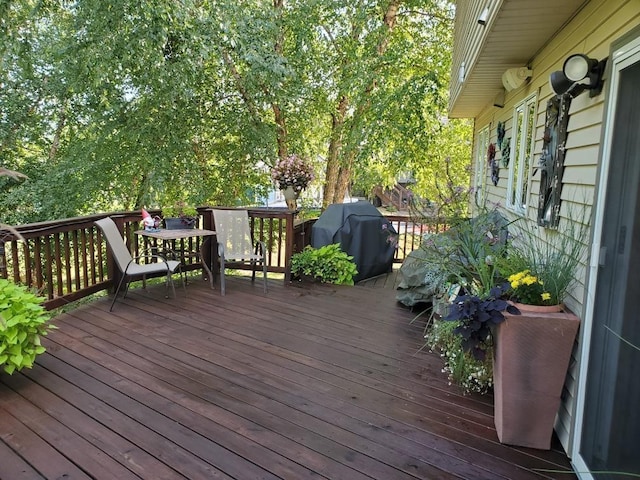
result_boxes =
[2,208,434,309]
[53,234,63,297]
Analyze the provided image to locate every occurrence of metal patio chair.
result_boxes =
[95,217,184,311]
[211,209,267,295]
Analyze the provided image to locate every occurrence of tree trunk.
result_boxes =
[323,95,348,208]
[272,0,287,160]
[49,108,67,162]
[334,151,355,205]
[322,0,400,207]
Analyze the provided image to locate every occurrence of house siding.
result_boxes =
[466,0,640,454]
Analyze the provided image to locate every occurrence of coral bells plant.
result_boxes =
[508,270,553,306]
[271,154,314,193]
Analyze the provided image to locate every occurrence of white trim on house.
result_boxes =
[473,125,491,211]
[571,34,640,480]
[506,94,537,215]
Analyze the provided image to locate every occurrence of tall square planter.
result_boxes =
[493,309,580,449]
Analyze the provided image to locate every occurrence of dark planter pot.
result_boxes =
[493,308,580,449]
[164,217,196,230]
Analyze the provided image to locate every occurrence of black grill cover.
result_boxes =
[311,201,397,282]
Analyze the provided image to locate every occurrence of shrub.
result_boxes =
[0,279,54,374]
[291,244,358,285]
[425,318,494,394]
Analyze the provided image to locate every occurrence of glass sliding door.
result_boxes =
[573,36,640,480]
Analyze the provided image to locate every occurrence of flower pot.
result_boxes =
[493,309,580,449]
[282,186,299,210]
[164,217,195,230]
[511,302,564,314]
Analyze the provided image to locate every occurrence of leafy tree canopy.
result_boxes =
[0,0,471,224]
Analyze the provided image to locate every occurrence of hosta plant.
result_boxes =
[0,279,54,374]
[291,243,358,285]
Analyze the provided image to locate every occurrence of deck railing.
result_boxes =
[0,208,444,310]
[0,208,301,310]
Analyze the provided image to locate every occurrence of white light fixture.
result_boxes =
[477,6,490,25]
[502,67,533,91]
[563,54,599,81]
[458,61,466,83]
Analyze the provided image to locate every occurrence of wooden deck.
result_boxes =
[0,273,576,480]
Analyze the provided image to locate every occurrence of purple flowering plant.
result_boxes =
[271,154,314,193]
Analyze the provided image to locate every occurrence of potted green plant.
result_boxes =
[162,202,198,229]
[0,279,54,374]
[491,215,587,449]
[413,210,511,393]
[290,243,357,285]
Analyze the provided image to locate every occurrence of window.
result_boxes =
[507,95,537,213]
[474,125,490,210]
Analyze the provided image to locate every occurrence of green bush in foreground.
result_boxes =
[0,279,54,374]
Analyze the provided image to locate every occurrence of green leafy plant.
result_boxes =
[291,244,358,285]
[163,201,198,219]
[498,207,588,306]
[0,279,54,375]
[419,209,510,297]
[162,202,198,228]
[425,318,494,394]
[443,283,519,360]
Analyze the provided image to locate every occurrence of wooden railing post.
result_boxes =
[284,211,296,283]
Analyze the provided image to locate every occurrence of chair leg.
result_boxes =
[262,259,268,293]
[164,269,178,299]
[220,257,226,296]
[110,274,128,312]
[251,259,257,283]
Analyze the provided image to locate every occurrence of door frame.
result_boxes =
[572,30,640,479]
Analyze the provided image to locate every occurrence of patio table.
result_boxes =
[135,228,216,289]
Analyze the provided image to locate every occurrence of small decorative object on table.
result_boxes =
[271,154,314,211]
[141,208,161,232]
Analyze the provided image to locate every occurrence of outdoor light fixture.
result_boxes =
[502,67,533,92]
[549,54,607,98]
[477,5,490,25]
[459,61,466,83]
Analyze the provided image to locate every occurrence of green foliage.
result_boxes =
[162,202,197,219]
[424,318,493,394]
[419,210,510,297]
[0,279,54,375]
[0,1,463,224]
[497,207,588,305]
[291,244,358,285]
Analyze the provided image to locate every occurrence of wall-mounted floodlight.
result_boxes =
[459,61,466,83]
[549,54,607,98]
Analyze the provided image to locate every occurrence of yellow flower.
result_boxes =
[541,292,551,301]
[510,280,520,289]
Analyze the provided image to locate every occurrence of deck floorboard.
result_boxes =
[0,273,576,480]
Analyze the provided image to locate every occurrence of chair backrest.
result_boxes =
[211,209,254,259]
[95,217,134,273]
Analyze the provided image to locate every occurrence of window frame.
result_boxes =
[506,94,537,214]
[474,125,490,210]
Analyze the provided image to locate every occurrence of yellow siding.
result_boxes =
[467,0,640,454]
